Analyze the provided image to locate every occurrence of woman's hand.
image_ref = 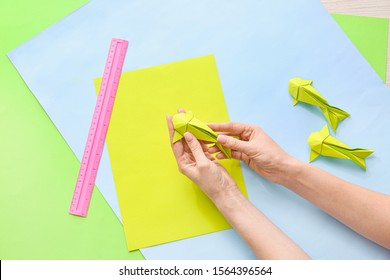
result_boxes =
[168,114,311,259]
[166,113,239,203]
[208,122,295,185]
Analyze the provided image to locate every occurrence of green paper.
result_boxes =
[308,125,374,170]
[173,111,231,158]
[332,14,389,82]
[0,0,143,259]
[288,77,350,131]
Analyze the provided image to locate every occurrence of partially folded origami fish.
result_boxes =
[289,77,350,131]
[172,111,231,159]
[308,125,374,169]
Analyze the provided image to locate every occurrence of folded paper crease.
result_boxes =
[172,111,231,159]
[308,125,374,169]
[289,77,350,131]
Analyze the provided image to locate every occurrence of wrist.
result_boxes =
[212,185,247,212]
[211,185,245,208]
[274,155,305,188]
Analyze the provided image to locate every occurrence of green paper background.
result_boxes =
[0,1,388,259]
[332,14,389,82]
[0,0,143,259]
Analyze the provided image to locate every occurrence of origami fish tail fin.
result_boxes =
[351,156,367,170]
[309,150,320,162]
[328,105,350,120]
[321,105,350,131]
[172,131,184,143]
[347,149,374,169]
[350,149,375,159]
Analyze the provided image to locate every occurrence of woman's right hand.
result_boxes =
[208,122,295,185]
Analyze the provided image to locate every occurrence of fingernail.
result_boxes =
[184,132,193,142]
[217,134,227,144]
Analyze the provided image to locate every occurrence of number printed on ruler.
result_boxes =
[69,38,128,217]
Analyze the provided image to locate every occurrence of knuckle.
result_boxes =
[190,142,200,151]
[227,137,239,149]
[231,151,240,160]
[190,143,202,154]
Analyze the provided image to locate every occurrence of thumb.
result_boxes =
[217,134,251,154]
[184,132,207,162]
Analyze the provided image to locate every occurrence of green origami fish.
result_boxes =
[289,77,350,131]
[172,111,231,159]
[308,125,374,169]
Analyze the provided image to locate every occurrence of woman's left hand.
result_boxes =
[166,111,239,203]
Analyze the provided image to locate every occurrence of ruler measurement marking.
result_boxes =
[70,38,128,217]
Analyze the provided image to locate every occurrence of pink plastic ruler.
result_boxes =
[69,38,128,217]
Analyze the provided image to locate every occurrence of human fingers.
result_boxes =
[208,122,252,135]
[166,114,175,143]
[199,139,215,145]
[217,134,251,154]
[166,115,185,158]
[208,145,245,161]
[207,145,220,154]
[215,150,245,161]
[184,132,207,163]
[203,150,216,161]
[175,108,208,153]
[199,141,211,153]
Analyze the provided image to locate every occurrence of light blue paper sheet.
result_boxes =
[8,0,390,259]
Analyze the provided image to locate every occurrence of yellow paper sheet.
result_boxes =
[94,55,247,251]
